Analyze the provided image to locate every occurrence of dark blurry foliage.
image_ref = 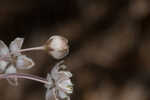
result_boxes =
[0,0,150,100]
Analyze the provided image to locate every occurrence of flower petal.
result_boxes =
[51,61,65,80]
[5,65,18,86]
[45,74,54,89]
[51,61,72,80]
[59,71,72,78]
[5,65,16,74]
[16,55,35,70]
[0,60,9,73]
[45,88,59,100]
[58,90,68,99]
[57,79,73,94]
[9,37,24,54]
[0,40,9,57]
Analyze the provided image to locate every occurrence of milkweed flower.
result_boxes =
[0,37,35,85]
[0,35,73,100]
[0,35,69,85]
[45,61,73,100]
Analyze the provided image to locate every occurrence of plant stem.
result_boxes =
[0,46,45,61]
[16,46,45,53]
[0,73,51,85]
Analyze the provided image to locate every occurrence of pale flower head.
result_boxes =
[44,35,69,59]
[45,61,73,100]
[0,37,35,85]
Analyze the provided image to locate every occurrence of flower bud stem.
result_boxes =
[0,46,46,62]
[16,46,45,53]
[0,46,45,60]
[0,73,51,85]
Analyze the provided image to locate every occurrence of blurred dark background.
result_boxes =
[0,0,150,100]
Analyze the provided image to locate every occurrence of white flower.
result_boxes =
[44,35,69,59]
[0,37,35,85]
[45,61,73,100]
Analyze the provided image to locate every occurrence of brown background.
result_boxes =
[0,0,150,100]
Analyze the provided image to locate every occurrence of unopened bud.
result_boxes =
[44,35,69,59]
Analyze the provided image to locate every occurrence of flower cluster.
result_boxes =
[0,35,73,100]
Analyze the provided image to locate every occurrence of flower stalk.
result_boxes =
[0,46,45,60]
[0,73,50,85]
[15,46,45,53]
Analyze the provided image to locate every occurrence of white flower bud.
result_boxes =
[45,35,69,59]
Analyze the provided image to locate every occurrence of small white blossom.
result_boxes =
[45,61,73,100]
[44,35,69,59]
[0,37,34,85]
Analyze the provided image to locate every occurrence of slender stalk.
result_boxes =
[0,73,51,85]
[16,46,45,53]
[0,46,46,61]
